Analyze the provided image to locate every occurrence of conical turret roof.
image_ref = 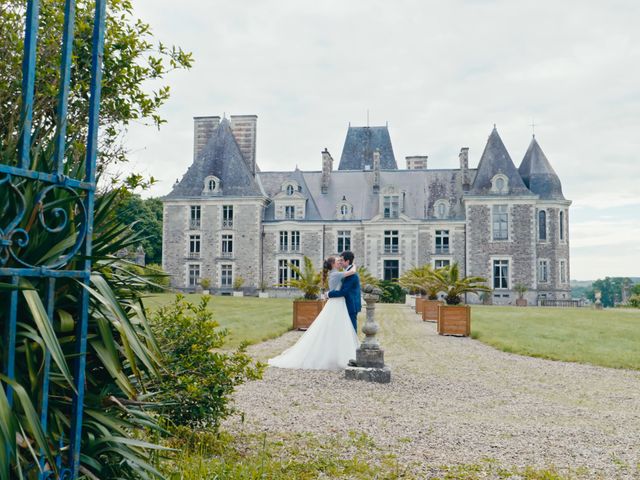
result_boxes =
[468,127,532,196]
[166,118,263,198]
[518,136,564,200]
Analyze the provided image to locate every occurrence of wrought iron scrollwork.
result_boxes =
[0,170,87,270]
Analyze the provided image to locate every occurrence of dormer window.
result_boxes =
[336,199,353,220]
[203,175,221,195]
[286,185,295,196]
[282,181,300,196]
[434,199,449,219]
[491,174,509,194]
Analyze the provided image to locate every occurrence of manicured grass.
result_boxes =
[471,306,640,370]
[143,293,293,349]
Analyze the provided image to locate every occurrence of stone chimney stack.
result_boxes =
[321,148,333,194]
[405,156,428,170]
[193,116,221,161]
[459,147,470,191]
[373,149,381,193]
[230,115,258,176]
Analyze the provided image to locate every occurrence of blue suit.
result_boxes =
[328,269,361,331]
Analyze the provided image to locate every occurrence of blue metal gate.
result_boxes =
[1,0,107,478]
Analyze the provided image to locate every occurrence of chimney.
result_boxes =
[372,149,381,193]
[405,155,428,170]
[459,147,470,191]
[321,148,333,194]
[230,114,258,176]
[193,116,221,161]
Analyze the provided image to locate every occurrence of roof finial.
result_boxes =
[493,123,497,130]
[530,119,537,137]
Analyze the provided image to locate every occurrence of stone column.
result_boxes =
[345,284,391,383]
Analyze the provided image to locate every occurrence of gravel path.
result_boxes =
[225,304,640,478]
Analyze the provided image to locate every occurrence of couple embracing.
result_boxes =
[268,251,362,370]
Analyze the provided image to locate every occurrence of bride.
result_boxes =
[268,256,360,370]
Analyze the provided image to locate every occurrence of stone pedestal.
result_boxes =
[345,285,391,384]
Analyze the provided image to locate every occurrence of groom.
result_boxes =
[328,251,361,331]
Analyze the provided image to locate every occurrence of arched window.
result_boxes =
[495,177,505,192]
[559,211,565,241]
[286,184,294,196]
[538,210,547,241]
[340,204,348,215]
[208,179,216,191]
[434,200,448,219]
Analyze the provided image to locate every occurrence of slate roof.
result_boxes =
[259,168,475,221]
[468,127,533,196]
[518,136,565,200]
[338,126,397,170]
[166,119,263,198]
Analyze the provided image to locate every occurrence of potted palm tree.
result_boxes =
[232,275,245,297]
[200,278,211,295]
[514,283,528,306]
[431,263,490,336]
[282,256,323,330]
[399,265,443,322]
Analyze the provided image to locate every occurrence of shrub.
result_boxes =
[233,275,245,290]
[378,280,406,304]
[150,295,265,429]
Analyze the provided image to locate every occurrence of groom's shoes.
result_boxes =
[347,359,358,367]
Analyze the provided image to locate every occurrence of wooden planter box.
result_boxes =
[515,298,527,307]
[293,299,325,330]
[421,299,443,322]
[437,304,471,336]
[415,296,426,314]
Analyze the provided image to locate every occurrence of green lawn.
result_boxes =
[143,293,293,349]
[471,305,640,370]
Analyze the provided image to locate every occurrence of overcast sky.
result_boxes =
[126,0,639,281]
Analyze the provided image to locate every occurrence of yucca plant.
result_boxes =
[430,262,491,305]
[281,256,322,300]
[0,137,168,479]
[356,266,379,291]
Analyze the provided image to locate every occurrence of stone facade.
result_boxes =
[162,117,571,303]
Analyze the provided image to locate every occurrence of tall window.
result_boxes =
[493,260,509,289]
[190,205,201,229]
[384,230,399,253]
[492,205,509,240]
[383,260,399,281]
[285,205,295,219]
[559,211,565,241]
[189,234,201,258]
[290,231,300,252]
[222,205,233,228]
[434,259,450,269]
[538,210,547,241]
[559,260,567,284]
[337,230,351,253]
[221,234,233,257]
[290,259,301,280]
[279,231,288,252]
[188,264,200,287]
[383,195,399,218]
[537,259,549,283]
[221,264,233,287]
[435,230,450,254]
[278,259,289,285]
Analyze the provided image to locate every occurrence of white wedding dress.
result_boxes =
[268,271,359,370]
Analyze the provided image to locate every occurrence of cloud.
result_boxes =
[122,0,640,280]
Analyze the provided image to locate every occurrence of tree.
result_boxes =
[587,277,633,307]
[0,0,193,172]
[114,193,163,264]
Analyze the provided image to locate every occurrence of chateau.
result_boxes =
[162,115,571,304]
